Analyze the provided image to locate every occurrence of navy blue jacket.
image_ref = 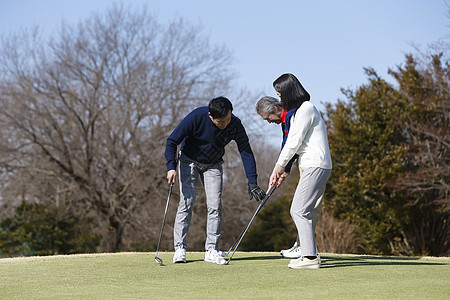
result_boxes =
[165,107,258,184]
[282,109,299,172]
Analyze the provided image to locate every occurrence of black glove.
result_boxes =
[248,183,266,202]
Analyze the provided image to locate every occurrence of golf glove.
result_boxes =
[248,183,266,202]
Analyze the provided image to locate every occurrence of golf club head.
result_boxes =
[154,256,163,265]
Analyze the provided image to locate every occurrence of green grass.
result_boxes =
[0,252,449,299]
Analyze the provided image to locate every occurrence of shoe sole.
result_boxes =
[288,264,320,269]
[290,259,322,264]
[282,254,302,259]
[204,258,227,265]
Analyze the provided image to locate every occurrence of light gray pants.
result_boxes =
[294,167,323,246]
[173,154,223,251]
[294,194,323,246]
[291,167,331,256]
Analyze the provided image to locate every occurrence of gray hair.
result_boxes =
[256,96,282,114]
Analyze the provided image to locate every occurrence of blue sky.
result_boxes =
[1,0,448,144]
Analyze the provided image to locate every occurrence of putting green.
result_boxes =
[1,252,449,299]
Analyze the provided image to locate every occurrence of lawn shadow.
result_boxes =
[185,259,205,264]
[320,255,448,269]
[226,255,283,262]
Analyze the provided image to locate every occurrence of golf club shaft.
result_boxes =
[155,181,174,259]
[225,186,275,256]
[225,222,247,256]
[154,153,180,264]
[227,186,277,262]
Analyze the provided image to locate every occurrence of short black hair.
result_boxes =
[208,96,233,118]
[273,73,310,111]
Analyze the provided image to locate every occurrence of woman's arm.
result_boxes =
[276,103,315,167]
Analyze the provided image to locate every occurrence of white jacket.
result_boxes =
[277,101,332,169]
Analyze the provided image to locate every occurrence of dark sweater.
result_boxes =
[165,107,257,184]
[282,109,299,172]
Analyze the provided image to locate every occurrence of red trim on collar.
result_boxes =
[281,109,287,123]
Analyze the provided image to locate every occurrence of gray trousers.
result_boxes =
[173,153,223,251]
[291,167,331,256]
[295,168,323,246]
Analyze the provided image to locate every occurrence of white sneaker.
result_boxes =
[281,244,302,259]
[204,249,228,265]
[288,256,320,269]
[290,254,321,265]
[280,242,297,256]
[173,248,186,263]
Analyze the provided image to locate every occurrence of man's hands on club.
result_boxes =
[248,183,266,202]
[167,170,177,184]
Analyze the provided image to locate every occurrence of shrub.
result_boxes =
[0,202,101,257]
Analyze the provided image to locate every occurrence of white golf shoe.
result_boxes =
[288,256,320,269]
[290,254,321,266]
[204,249,228,265]
[280,243,302,259]
[173,248,186,263]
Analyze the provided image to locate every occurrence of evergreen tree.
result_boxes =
[0,202,101,257]
[325,53,448,255]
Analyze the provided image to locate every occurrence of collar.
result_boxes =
[281,109,287,123]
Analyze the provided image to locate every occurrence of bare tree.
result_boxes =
[0,4,237,251]
[390,53,449,255]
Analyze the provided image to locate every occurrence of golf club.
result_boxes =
[225,185,277,264]
[224,186,277,256]
[154,181,174,265]
[155,154,179,265]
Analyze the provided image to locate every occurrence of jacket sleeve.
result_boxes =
[277,104,314,167]
[165,115,194,171]
[284,155,298,172]
[281,123,298,172]
[234,121,258,184]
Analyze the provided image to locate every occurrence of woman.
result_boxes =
[269,73,332,269]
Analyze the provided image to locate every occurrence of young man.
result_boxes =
[256,96,323,260]
[165,96,266,265]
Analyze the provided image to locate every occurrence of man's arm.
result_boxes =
[165,113,195,171]
[233,120,257,184]
[233,120,266,201]
[284,155,298,173]
[281,109,299,172]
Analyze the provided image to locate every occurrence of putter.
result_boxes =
[154,181,175,265]
[225,186,277,257]
[225,185,277,264]
[155,154,179,265]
